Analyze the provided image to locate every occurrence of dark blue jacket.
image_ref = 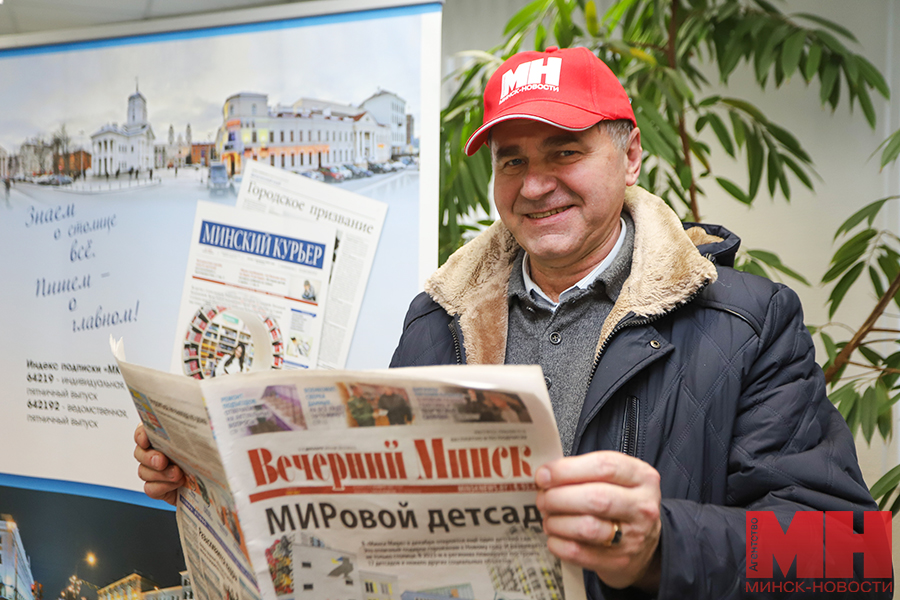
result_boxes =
[391,188,885,599]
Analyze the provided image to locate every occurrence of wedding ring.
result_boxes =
[605,521,622,547]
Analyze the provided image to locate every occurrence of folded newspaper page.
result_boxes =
[113,339,587,600]
[234,160,388,370]
[169,201,336,377]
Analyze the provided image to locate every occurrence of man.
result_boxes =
[301,279,316,302]
[387,46,884,597]
[377,387,413,425]
[347,385,375,427]
[136,46,883,598]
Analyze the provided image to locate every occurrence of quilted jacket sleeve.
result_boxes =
[653,284,888,599]
[389,291,459,368]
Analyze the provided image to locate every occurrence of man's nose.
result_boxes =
[520,164,557,199]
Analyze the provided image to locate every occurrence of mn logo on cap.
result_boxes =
[465,47,635,156]
[499,56,562,104]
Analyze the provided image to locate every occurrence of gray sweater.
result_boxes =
[505,212,635,454]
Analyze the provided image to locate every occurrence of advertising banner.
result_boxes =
[0,2,441,599]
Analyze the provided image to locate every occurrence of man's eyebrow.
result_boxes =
[492,132,584,160]
[492,144,522,161]
[541,132,582,148]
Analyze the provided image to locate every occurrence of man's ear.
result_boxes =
[624,127,642,186]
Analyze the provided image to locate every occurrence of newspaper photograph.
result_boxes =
[169,201,336,377]
[114,337,587,600]
[234,160,388,370]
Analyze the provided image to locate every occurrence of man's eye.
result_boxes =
[504,158,524,168]
[559,150,578,157]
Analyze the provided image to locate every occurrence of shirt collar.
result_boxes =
[522,217,628,311]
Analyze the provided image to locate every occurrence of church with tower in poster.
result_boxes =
[90,83,156,177]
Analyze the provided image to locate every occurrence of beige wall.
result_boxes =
[441,0,532,104]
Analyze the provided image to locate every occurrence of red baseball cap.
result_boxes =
[464,46,636,156]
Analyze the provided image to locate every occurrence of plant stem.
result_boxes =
[678,117,701,222]
[667,0,679,69]
[847,361,900,375]
[860,338,900,346]
[824,270,900,384]
[667,0,701,222]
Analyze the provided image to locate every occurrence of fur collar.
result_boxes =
[424,186,719,364]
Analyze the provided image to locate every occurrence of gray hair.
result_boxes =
[597,119,635,153]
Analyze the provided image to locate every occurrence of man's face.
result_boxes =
[490,119,641,274]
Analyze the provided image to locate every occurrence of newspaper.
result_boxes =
[234,160,388,370]
[169,201,335,376]
[113,339,587,600]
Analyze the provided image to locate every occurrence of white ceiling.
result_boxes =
[0,0,301,36]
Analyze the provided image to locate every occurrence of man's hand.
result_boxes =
[535,451,662,593]
[134,423,184,505]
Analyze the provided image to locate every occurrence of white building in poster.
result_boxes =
[91,86,155,176]
[359,90,407,156]
[16,139,53,178]
[0,515,35,600]
[216,92,391,177]
[155,124,192,169]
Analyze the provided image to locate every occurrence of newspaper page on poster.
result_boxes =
[234,160,388,370]
[114,339,587,600]
[169,201,335,377]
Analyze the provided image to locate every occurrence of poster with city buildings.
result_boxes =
[0,2,441,600]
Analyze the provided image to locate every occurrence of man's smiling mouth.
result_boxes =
[527,206,569,219]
